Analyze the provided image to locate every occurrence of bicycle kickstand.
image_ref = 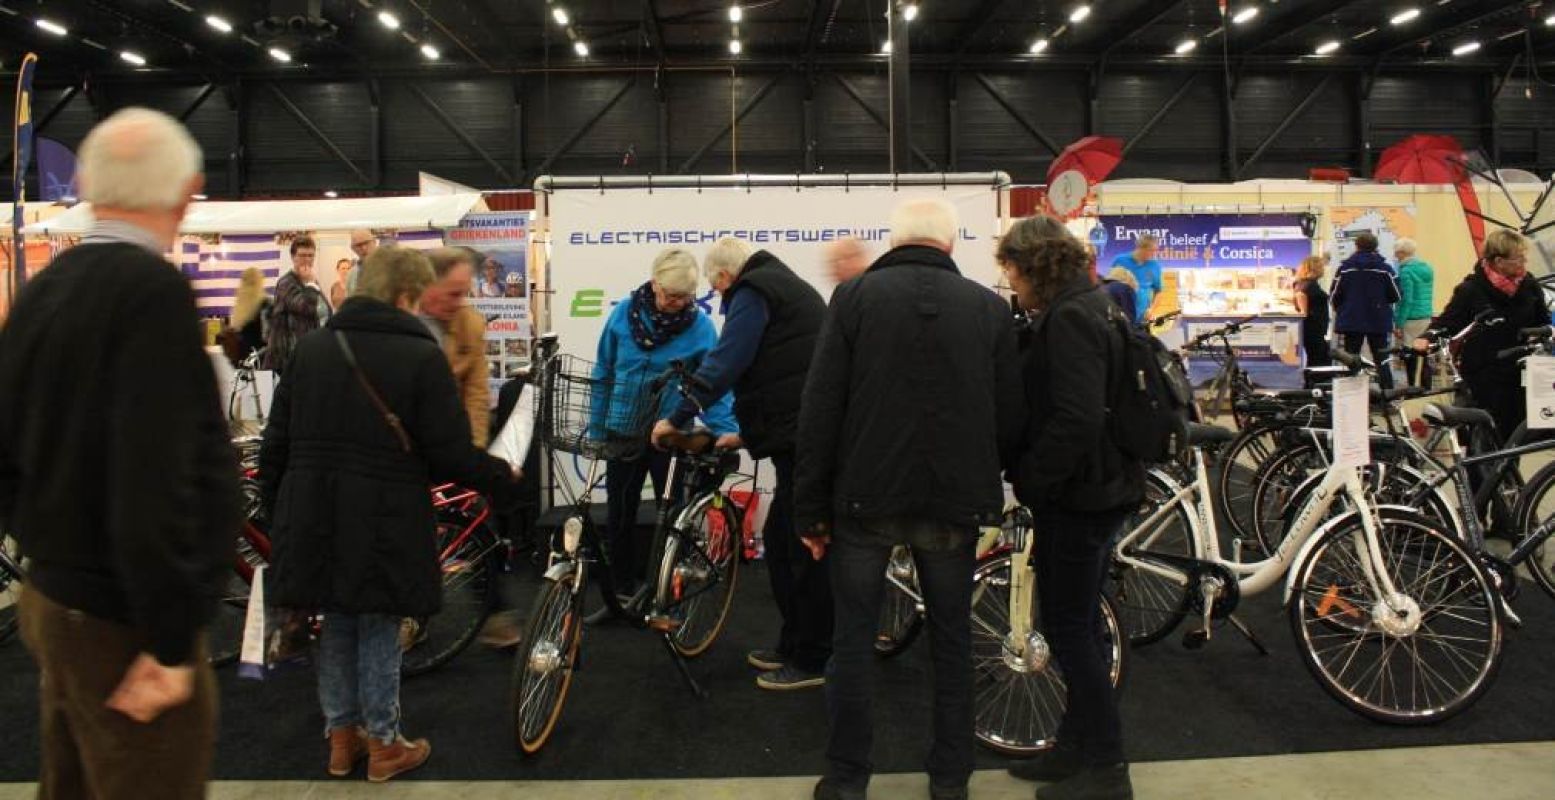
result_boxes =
[1225,614,1270,656]
[660,633,709,699]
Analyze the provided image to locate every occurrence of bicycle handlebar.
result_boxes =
[1186,315,1260,349]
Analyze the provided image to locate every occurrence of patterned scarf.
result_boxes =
[1484,264,1524,298]
[628,281,697,350]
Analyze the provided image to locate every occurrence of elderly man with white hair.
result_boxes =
[650,235,831,691]
[1393,237,1435,386]
[0,108,241,798]
[824,236,870,285]
[795,197,1024,800]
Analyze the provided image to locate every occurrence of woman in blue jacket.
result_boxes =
[593,248,738,594]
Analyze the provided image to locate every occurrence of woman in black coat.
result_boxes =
[1413,230,1547,443]
[260,246,516,783]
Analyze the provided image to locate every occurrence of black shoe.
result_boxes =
[756,664,825,690]
[1008,746,1084,783]
[813,778,865,800]
[1036,764,1133,800]
[930,783,968,800]
[747,649,786,671]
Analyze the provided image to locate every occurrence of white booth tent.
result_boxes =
[20,193,488,235]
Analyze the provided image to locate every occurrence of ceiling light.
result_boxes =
[420,43,440,59]
[553,7,569,25]
[268,47,291,62]
[1069,5,1091,24]
[1315,40,1341,55]
[1452,40,1480,56]
[1175,38,1198,54]
[728,39,742,54]
[378,11,400,30]
[205,15,232,33]
[1232,7,1259,24]
[35,19,67,36]
[903,4,919,22]
[119,51,146,66]
[573,40,589,56]
[1390,8,1420,25]
[1353,27,1378,40]
[324,190,339,199]
[1030,37,1049,53]
[728,5,742,23]
[881,39,892,53]
[1546,13,1554,26]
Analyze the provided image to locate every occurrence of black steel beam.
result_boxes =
[262,83,370,186]
[1097,0,1189,62]
[830,74,939,171]
[889,1,912,174]
[1357,72,1372,176]
[952,0,1011,58]
[1239,0,1370,56]
[642,0,668,61]
[179,84,218,122]
[1122,73,1200,157]
[0,85,81,173]
[970,73,1061,157]
[406,82,516,184]
[678,74,786,173]
[534,79,636,178]
[1240,74,1337,174]
[1380,3,1540,59]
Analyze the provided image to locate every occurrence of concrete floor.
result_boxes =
[0,741,1550,799]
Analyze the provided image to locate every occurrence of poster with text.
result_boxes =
[448,212,532,400]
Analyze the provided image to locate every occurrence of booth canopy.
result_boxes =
[21,193,487,235]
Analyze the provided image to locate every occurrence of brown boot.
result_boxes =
[367,735,432,783]
[327,726,368,777]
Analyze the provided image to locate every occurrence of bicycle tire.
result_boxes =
[1108,469,1198,647]
[655,493,741,658]
[972,553,1126,756]
[401,523,495,677]
[1215,423,1285,545]
[874,546,925,658]
[1249,441,1329,555]
[512,569,584,754]
[1512,459,1555,603]
[0,535,22,645]
[1289,510,1504,725]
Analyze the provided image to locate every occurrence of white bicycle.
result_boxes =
[1110,423,1504,725]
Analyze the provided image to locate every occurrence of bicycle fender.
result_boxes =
[543,560,577,583]
[1280,504,1415,605]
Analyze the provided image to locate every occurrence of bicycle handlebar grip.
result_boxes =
[1495,345,1536,361]
[1520,326,1554,340]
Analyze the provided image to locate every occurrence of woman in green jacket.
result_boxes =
[1394,238,1434,386]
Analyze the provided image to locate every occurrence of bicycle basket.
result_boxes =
[540,353,661,461]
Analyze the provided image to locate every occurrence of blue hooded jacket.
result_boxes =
[591,296,738,437]
[1330,250,1400,335]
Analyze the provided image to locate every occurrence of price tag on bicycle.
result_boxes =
[1525,355,1555,429]
[1329,375,1370,468]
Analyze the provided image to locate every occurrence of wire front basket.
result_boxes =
[540,353,662,462]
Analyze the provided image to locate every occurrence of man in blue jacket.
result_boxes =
[1331,232,1401,390]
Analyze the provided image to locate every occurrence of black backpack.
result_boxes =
[1101,303,1192,463]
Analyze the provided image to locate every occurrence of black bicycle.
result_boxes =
[0,533,22,645]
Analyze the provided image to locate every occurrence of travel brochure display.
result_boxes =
[448,211,533,399]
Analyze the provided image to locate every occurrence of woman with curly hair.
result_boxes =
[1001,215,1140,800]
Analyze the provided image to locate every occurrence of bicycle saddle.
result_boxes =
[660,429,716,454]
[1419,403,1495,431]
[1187,423,1236,447]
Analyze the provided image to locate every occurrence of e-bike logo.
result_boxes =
[570,289,606,318]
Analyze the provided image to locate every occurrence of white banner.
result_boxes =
[1526,355,1555,429]
[1330,375,1371,469]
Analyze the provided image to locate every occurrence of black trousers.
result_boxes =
[825,518,976,791]
[1032,507,1126,766]
[1303,337,1332,369]
[1468,375,1526,447]
[604,451,671,588]
[1341,331,1393,390]
[763,450,833,672]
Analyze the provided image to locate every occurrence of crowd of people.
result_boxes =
[1,107,1549,800]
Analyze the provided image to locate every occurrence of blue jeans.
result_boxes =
[825,517,976,791]
[318,613,403,743]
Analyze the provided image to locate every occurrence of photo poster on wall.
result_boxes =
[447,211,533,400]
[1329,206,1419,265]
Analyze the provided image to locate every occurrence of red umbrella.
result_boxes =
[1046,135,1124,186]
[1374,134,1486,255]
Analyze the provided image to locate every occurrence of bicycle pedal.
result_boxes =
[1182,628,1210,650]
[647,614,683,634]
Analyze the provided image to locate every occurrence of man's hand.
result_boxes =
[800,524,830,561]
[106,654,195,723]
[1412,337,1431,353]
[715,433,744,451]
[650,419,678,449]
[510,466,524,482]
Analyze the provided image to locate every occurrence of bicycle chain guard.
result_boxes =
[1124,549,1242,619]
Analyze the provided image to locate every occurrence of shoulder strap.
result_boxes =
[334,331,413,453]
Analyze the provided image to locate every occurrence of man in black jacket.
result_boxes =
[0,108,240,799]
[651,236,831,690]
[796,199,1025,800]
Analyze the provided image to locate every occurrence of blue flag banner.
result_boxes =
[12,53,39,297]
[35,137,77,202]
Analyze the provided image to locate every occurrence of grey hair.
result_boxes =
[356,246,435,306]
[703,236,755,282]
[1395,237,1418,258]
[889,198,959,248]
[78,107,202,212]
[652,248,699,295]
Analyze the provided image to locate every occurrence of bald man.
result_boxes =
[825,237,870,285]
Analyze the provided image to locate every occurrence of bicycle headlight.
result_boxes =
[562,516,584,555]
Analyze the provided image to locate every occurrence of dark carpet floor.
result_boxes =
[3,559,1553,782]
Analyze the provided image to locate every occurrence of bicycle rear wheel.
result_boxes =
[972,553,1125,756]
[512,568,584,754]
[0,535,23,645]
[1108,470,1197,646]
[656,494,741,658]
[401,522,496,677]
[1290,510,1503,725]
[1512,459,1555,602]
[1215,424,1284,545]
[875,546,924,658]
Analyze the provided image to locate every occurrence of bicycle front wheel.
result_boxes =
[1289,510,1503,725]
[402,523,495,677]
[875,546,924,658]
[1216,424,1284,545]
[656,494,741,658]
[972,554,1125,756]
[512,568,584,754]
